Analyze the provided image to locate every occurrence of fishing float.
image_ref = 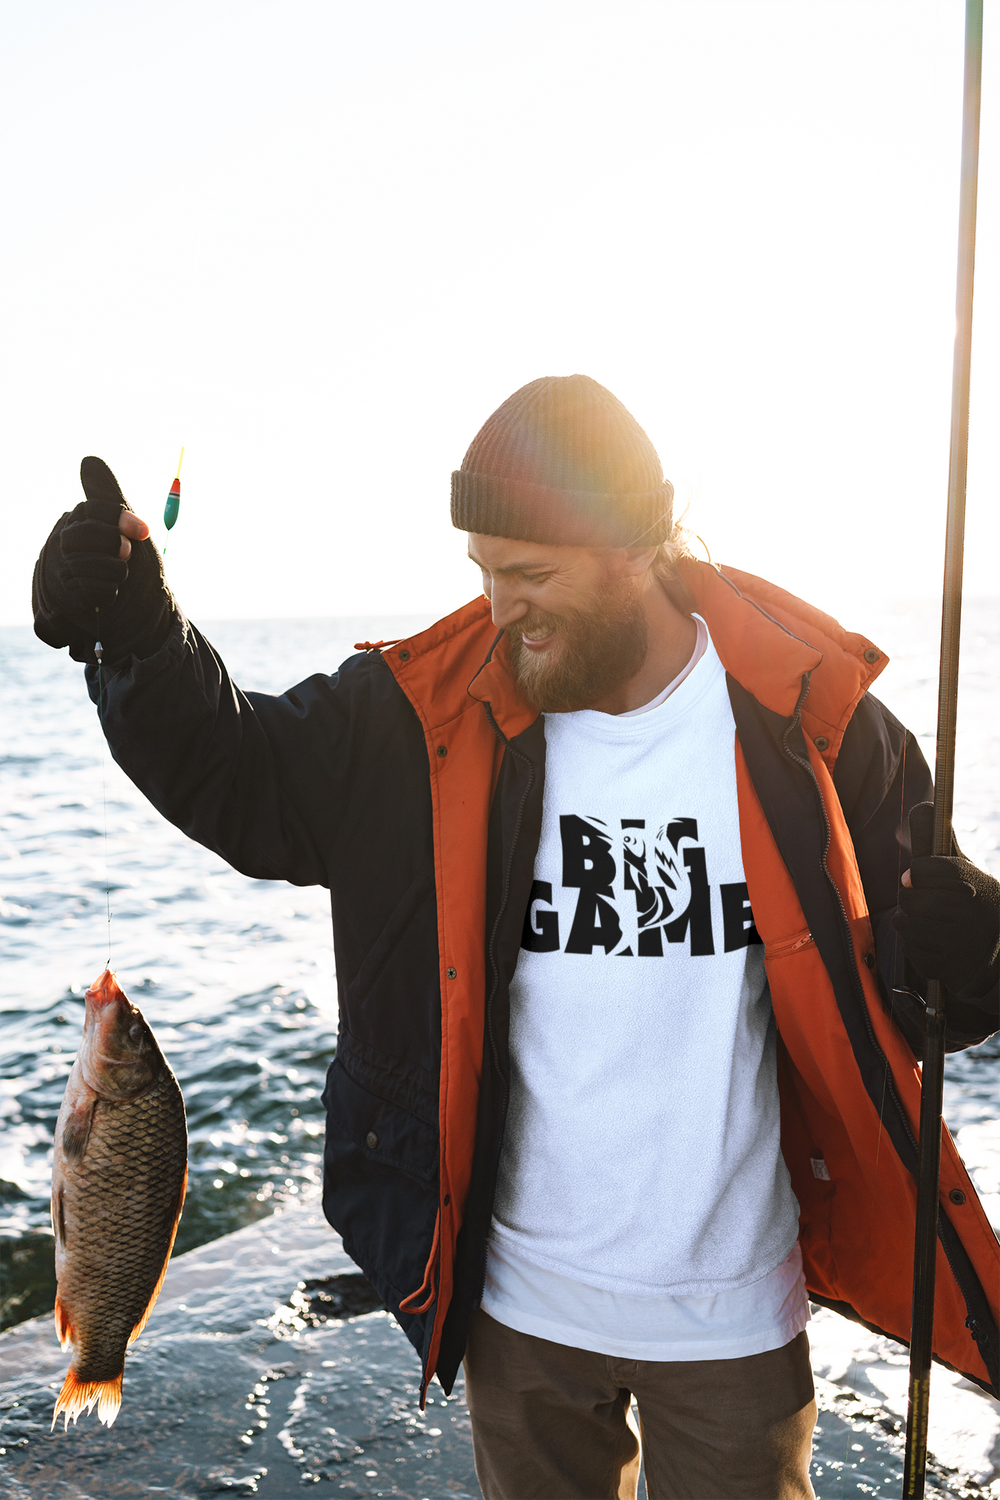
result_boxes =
[163,447,184,551]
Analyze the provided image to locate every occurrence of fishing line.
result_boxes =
[94,627,113,965]
[89,450,185,963]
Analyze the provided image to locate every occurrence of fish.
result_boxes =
[50,968,187,1429]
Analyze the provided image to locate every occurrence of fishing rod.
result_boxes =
[902,1,983,1494]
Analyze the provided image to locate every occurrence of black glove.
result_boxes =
[32,457,175,666]
[892,801,1000,1002]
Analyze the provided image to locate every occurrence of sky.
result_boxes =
[0,0,996,630]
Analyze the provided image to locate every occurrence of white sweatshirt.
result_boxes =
[484,623,806,1358]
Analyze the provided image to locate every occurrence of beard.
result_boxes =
[505,574,649,713]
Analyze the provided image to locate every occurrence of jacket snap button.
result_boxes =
[863,952,875,970]
[399,649,411,662]
[366,1131,379,1150]
[864,648,880,664]
[436,745,448,758]
[446,967,457,980]
[814,735,830,751]
[949,1188,966,1205]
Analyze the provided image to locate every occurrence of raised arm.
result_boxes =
[32,457,366,888]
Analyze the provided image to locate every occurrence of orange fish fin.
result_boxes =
[53,1296,74,1350]
[127,1165,188,1346]
[51,1367,123,1430]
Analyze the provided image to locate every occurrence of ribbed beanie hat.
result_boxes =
[451,375,673,548]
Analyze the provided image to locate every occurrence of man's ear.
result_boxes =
[621,545,658,578]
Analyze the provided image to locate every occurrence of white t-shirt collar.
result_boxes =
[618,615,709,717]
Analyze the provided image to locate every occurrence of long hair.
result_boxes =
[650,519,698,614]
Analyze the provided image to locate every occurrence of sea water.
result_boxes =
[1,602,997,1334]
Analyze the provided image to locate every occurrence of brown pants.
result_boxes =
[463,1311,817,1500]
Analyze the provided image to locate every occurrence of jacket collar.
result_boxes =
[381,559,886,764]
[682,560,887,764]
[380,596,536,743]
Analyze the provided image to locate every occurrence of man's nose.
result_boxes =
[487,578,529,630]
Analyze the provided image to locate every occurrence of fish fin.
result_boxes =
[52,1186,66,1250]
[127,1164,188,1346]
[51,1367,122,1430]
[61,1100,96,1162]
[53,1296,74,1350]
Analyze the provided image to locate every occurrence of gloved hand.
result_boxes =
[893,801,1000,1002]
[32,457,175,666]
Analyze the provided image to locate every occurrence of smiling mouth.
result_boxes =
[521,627,558,651]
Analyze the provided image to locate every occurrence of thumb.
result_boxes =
[906,799,963,865]
[907,801,934,861]
[79,456,134,522]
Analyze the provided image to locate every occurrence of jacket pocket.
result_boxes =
[765,927,815,960]
[336,1026,438,1129]
[323,1058,437,1183]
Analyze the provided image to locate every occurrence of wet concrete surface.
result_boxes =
[1,1197,996,1498]
[0,1200,478,1499]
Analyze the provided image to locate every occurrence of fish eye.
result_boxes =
[128,1024,142,1039]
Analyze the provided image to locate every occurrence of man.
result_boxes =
[33,375,999,1499]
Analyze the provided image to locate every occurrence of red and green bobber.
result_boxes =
[164,447,184,532]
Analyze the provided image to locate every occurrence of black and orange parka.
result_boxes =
[87,558,1000,1401]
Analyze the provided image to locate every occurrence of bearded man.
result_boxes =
[33,375,1000,1499]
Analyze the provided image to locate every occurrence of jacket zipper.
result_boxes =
[782,678,999,1379]
[765,930,814,959]
[473,702,536,1306]
[780,674,920,1161]
[712,567,918,1155]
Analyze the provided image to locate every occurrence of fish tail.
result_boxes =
[51,1367,123,1430]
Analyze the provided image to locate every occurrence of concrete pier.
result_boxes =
[1,1197,997,1498]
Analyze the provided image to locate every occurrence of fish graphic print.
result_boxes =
[521,814,748,959]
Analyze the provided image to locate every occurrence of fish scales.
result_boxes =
[50,969,187,1428]
[54,1072,187,1377]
